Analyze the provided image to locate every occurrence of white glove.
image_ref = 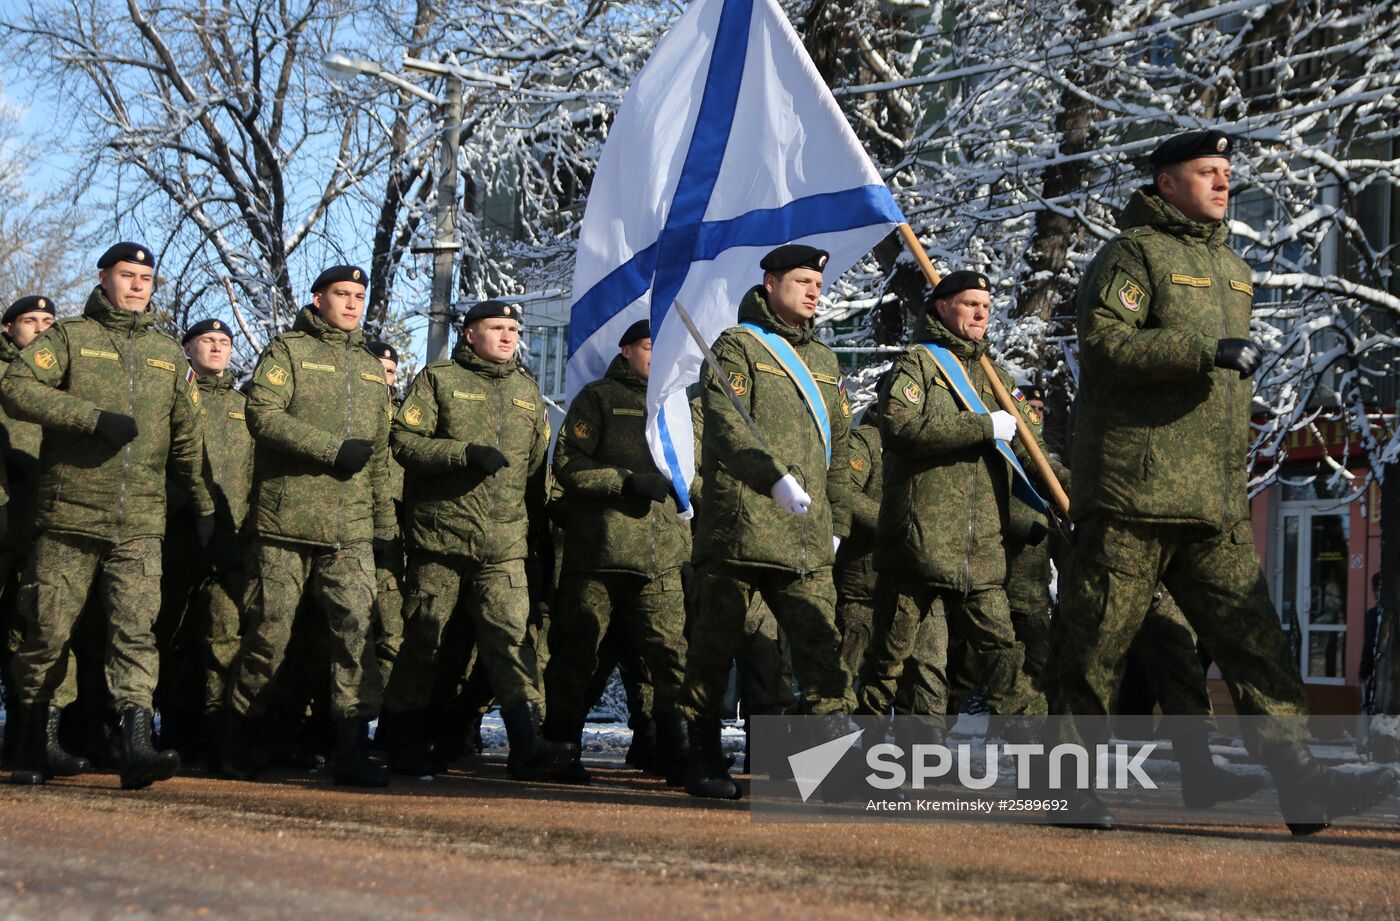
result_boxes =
[770,473,812,516]
[833,536,842,554]
[990,410,1018,443]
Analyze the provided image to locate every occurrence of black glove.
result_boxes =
[464,444,509,475]
[1214,338,1263,378]
[373,537,403,571]
[193,514,215,549]
[334,438,374,473]
[94,411,139,448]
[622,472,672,502]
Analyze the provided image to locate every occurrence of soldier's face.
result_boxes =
[621,338,652,379]
[184,332,233,376]
[1158,158,1231,222]
[313,282,367,332]
[764,268,823,326]
[378,356,397,388]
[100,262,155,313]
[467,317,519,363]
[4,312,55,349]
[935,289,991,341]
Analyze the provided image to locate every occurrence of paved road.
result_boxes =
[2,756,1398,920]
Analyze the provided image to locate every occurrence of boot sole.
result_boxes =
[119,755,181,790]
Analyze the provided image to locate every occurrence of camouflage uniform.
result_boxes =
[0,286,211,711]
[835,418,881,680]
[156,370,254,719]
[374,405,406,689]
[226,306,395,722]
[383,337,548,715]
[679,285,855,721]
[0,334,77,715]
[544,354,689,735]
[1050,186,1308,751]
[858,312,1053,722]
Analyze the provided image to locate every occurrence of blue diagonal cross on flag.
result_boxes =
[566,0,907,512]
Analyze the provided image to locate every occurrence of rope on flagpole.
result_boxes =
[895,223,1072,519]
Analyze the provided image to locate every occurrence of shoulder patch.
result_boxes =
[265,364,290,387]
[33,346,57,370]
[403,403,425,427]
[902,379,923,405]
[851,456,868,473]
[572,418,592,440]
[727,370,749,396]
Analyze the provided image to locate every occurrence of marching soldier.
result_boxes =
[679,243,856,800]
[365,339,406,690]
[858,271,1052,732]
[384,300,573,780]
[0,295,81,771]
[543,319,691,784]
[1049,129,1397,830]
[154,318,253,765]
[2,244,213,789]
[835,402,883,680]
[222,265,396,788]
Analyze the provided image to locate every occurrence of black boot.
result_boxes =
[1174,730,1267,808]
[7,705,44,785]
[1053,786,1117,830]
[333,718,389,787]
[684,718,740,800]
[1263,741,1400,835]
[656,714,690,787]
[502,701,577,781]
[118,706,181,790]
[625,716,660,774]
[387,709,443,777]
[42,704,90,777]
[218,710,264,782]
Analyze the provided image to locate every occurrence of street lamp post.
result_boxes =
[323,53,507,363]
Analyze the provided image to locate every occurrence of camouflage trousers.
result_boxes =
[227,538,381,722]
[737,596,798,717]
[859,578,1047,719]
[835,594,875,686]
[374,564,404,690]
[1049,517,1308,752]
[11,532,162,710]
[678,562,853,721]
[384,552,539,714]
[544,570,687,733]
[0,549,79,710]
[155,559,245,716]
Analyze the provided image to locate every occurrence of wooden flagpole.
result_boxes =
[895,223,1072,519]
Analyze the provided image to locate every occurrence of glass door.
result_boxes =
[1274,503,1349,685]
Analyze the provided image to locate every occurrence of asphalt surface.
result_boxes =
[2,755,1399,920]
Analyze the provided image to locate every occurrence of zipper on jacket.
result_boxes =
[116,325,135,541]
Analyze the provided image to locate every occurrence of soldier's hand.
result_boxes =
[465,444,510,475]
[334,438,374,473]
[833,535,841,554]
[1214,338,1263,378]
[622,472,672,502]
[94,411,139,448]
[770,473,812,516]
[193,514,215,549]
[989,410,1018,443]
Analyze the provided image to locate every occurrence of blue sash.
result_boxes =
[739,322,832,466]
[917,343,1048,514]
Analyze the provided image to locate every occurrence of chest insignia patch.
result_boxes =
[1118,280,1145,312]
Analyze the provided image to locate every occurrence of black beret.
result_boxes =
[1148,130,1232,172]
[760,244,829,273]
[461,299,522,325]
[931,270,990,301]
[618,319,651,347]
[3,295,56,325]
[96,242,154,269]
[366,340,399,364]
[182,318,234,344]
[311,264,367,293]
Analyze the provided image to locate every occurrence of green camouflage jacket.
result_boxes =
[874,313,1053,592]
[834,419,881,603]
[245,306,395,548]
[1071,186,1255,528]
[392,336,548,562]
[169,371,254,569]
[0,335,43,548]
[692,285,852,574]
[552,354,691,579]
[0,286,211,542]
